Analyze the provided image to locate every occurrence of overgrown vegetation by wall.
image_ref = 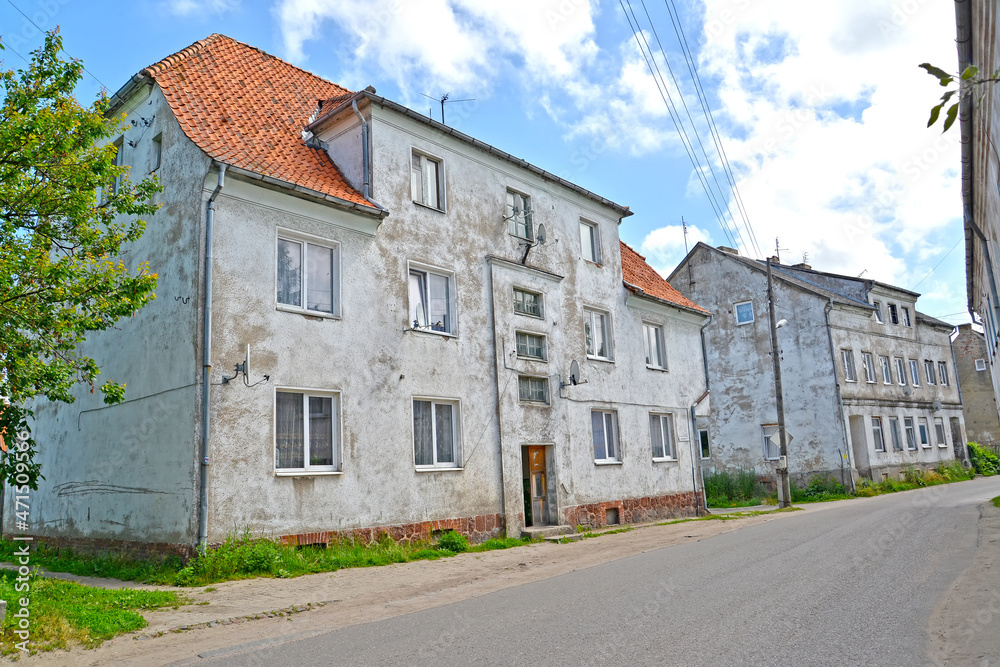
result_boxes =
[703,468,769,507]
[968,442,1000,476]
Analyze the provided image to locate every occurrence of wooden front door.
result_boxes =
[527,445,548,526]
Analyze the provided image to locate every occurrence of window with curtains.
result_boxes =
[515,331,546,360]
[274,390,340,473]
[408,264,455,334]
[584,308,613,361]
[592,410,620,462]
[413,399,460,468]
[643,322,666,369]
[276,232,340,316]
[649,413,676,460]
[411,149,444,210]
[513,287,543,318]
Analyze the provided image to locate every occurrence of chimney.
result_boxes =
[768,255,781,264]
[792,262,812,270]
[718,246,739,255]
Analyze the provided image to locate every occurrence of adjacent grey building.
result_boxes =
[670,244,965,486]
[953,324,999,446]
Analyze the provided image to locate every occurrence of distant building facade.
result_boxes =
[954,324,999,446]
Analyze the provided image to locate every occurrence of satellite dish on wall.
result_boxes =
[536,224,546,245]
[570,360,581,386]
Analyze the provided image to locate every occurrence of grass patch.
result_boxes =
[992,496,1000,509]
[0,529,536,588]
[854,462,974,498]
[704,467,769,507]
[788,475,853,503]
[0,571,180,656]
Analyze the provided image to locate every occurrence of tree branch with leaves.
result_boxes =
[0,30,161,488]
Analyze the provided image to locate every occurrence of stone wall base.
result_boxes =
[5,534,195,560]
[279,512,504,548]
[563,491,703,529]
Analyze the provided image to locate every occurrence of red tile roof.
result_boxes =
[142,34,374,209]
[620,242,709,314]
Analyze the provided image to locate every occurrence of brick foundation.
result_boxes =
[564,491,703,528]
[6,534,196,561]
[279,512,504,548]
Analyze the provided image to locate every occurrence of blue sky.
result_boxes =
[0,0,967,323]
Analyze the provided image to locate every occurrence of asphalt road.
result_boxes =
[198,478,1000,666]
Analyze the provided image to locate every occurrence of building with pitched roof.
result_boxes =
[953,324,1000,447]
[669,244,965,488]
[9,35,712,553]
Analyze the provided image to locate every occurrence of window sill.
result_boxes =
[652,457,678,464]
[516,355,548,363]
[922,445,931,449]
[519,401,551,407]
[937,444,948,448]
[646,365,668,372]
[415,466,464,473]
[735,321,754,326]
[583,259,603,268]
[407,327,457,339]
[586,355,615,364]
[414,201,446,214]
[277,305,340,320]
[594,460,622,466]
[514,311,545,320]
[275,470,343,477]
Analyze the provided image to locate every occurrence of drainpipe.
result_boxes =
[825,298,856,493]
[485,259,508,535]
[694,315,713,511]
[948,327,968,462]
[198,163,226,550]
[690,389,710,514]
[351,100,371,199]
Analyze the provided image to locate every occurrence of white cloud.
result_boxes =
[640,223,712,275]
[695,0,962,297]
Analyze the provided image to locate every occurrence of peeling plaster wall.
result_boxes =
[954,325,1000,445]
[8,84,208,544]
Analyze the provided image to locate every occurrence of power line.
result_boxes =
[911,237,962,290]
[0,36,30,64]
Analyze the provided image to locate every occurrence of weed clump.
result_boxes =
[436,531,469,553]
[968,442,1000,476]
[704,467,768,507]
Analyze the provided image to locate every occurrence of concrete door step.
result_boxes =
[521,524,575,540]
[543,532,584,543]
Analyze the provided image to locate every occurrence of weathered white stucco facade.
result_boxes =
[671,244,965,487]
[7,35,710,553]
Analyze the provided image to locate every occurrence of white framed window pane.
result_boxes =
[411,153,422,202]
[910,361,920,386]
[592,411,606,459]
[896,359,907,385]
[423,158,439,209]
[413,400,434,466]
[308,396,334,466]
[935,418,946,445]
[650,414,664,458]
[275,391,304,468]
[409,271,428,328]
[735,301,754,324]
[605,413,617,459]
[428,272,450,332]
[306,244,334,313]
[581,222,597,262]
[277,239,302,307]
[939,362,949,385]
[873,418,885,452]
[890,419,902,450]
[435,403,455,463]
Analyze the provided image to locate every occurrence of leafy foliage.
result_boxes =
[790,475,850,502]
[704,467,768,507]
[436,530,469,553]
[0,31,161,487]
[968,442,1000,476]
[920,62,1000,132]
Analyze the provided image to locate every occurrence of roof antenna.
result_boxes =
[774,237,788,263]
[420,92,476,125]
[682,215,689,255]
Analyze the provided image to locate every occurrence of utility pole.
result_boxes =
[682,216,689,254]
[767,258,791,507]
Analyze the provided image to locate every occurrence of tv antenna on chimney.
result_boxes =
[420,92,476,125]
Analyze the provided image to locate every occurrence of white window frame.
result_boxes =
[924,360,936,385]
[976,358,987,372]
[515,331,547,361]
[904,417,917,450]
[276,229,342,318]
[934,417,947,447]
[584,308,614,361]
[895,357,907,386]
[873,301,883,323]
[274,388,341,475]
[699,429,711,459]
[150,133,162,173]
[580,219,601,264]
[111,136,124,195]
[909,360,921,387]
[643,322,667,370]
[862,352,876,383]
[872,417,885,453]
[506,189,533,241]
[902,307,911,327]
[408,261,457,335]
[888,303,899,324]
[918,418,930,448]
[592,409,620,463]
[762,424,780,460]
[517,375,549,404]
[842,350,857,382]
[513,287,544,318]
[735,300,754,325]
[412,397,462,469]
[938,361,949,386]
[650,413,677,461]
[411,149,445,211]
[880,356,893,385]
[889,417,903,451]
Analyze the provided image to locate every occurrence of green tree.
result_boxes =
[0,30,161,488]
[921,62,1000,132]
